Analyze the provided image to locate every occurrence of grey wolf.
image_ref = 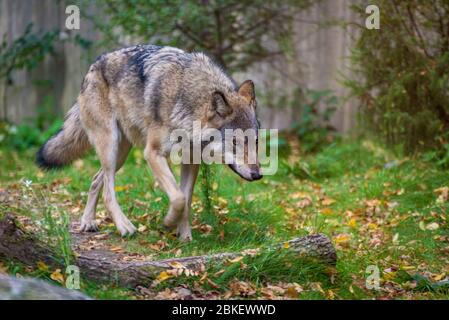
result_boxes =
[36,45,262,241]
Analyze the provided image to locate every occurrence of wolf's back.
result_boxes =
[36,103,91,169]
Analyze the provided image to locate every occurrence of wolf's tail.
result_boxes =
[36,103,91,170]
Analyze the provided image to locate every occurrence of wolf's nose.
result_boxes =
[251,171,263,180]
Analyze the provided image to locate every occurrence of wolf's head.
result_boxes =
[206,80,262,181]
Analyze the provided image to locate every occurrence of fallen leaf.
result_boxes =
[110,246,123,252]
[50,269,65,284]
[228,256,244,264]
[168,261,185,269]
[241,248,260,257]
[207,278,220,289]
[365,199,381,207]
[321,208,334,215]
[37,261,49,272]
[157,271,173,282]
[334,234,350,244]
[426,222,439,230]
[199,224,213,234]
[368,223,378,230]
[347,218,357,228]
[419,221,426,231]
[322,198,336,206]
[137,224,147,232]
[114,185,132,192]
[296,197,313,208]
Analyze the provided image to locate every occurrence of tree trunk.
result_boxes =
[0,214,336,288]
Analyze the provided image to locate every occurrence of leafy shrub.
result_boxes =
[0,95,62,150]
[0,119,62,151]
[345,1,449,158]
[292,89,338,153]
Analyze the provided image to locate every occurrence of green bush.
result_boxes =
[345,1,449,159]
[292,89,338,153]
[0,118,62,151]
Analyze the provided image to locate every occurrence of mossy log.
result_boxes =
[0,214,336,287]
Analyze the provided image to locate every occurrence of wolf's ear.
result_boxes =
[238,80,255,104]
[211,91,232,118]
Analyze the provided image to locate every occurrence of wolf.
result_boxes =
[36,45,262,241]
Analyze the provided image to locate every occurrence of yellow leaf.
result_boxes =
[432,273,446,281]
[0,262,8,274]
[347,218,357,228]
[334,234,350,244]
[283,242,290,249]
[368,223,378,230]
[228,256,244,264]
[50,269,65,284]
[321,208,334,215]
[217,197,228,208]
[168,261,185,269]
[156,271,173,282]
[400,265,415,271]
[212,182,218,191]
[114,185,131,192]
[200,272,208,282]
[383,270,396,280]
[37,261,49,272]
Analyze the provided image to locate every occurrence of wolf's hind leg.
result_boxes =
[144,144,185,230]
[80,139,131,232]
[87,124,135,236]
[176,164,199,242]
[80,169,104,231]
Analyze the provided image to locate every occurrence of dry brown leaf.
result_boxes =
[50,269,65,284]
[228,256,244,264]
[322,198,336,206]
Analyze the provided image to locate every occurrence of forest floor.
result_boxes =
[0,139,448,300]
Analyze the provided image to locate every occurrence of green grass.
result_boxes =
[0,139,448,299]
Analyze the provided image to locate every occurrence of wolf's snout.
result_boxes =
[251,171,263,180]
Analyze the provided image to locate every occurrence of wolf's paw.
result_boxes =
[177,230,192,242]
[80,219,99,232]
[177,223,192,242]
[116,218,137,237]
[163,207,182,229]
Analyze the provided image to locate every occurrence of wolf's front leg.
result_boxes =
[144,146,186,231]
[176,164,200,242]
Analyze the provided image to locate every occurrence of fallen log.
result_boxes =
[0,214,336,287]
